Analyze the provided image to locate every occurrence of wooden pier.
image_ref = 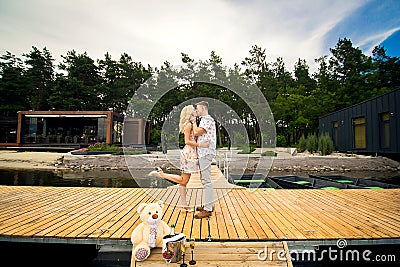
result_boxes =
[0,166,399,265]
[1,185,399,243]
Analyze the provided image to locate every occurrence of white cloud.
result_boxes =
[355,26,400,55]
[0,0,372,73]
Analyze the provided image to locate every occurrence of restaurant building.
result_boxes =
[16,111,125,147]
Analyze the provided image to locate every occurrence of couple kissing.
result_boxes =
[149,101,216,219]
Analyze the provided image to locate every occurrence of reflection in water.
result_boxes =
[0,169,176,188]
[0,169,142,188]
[230,169,400,186]
[1,169,398,188]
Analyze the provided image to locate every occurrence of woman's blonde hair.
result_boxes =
[179,105,195,133]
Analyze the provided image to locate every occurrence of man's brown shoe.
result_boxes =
[194,210,212,219]
[196,206,214,212]
[196,206,204,212]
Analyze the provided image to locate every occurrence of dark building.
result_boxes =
[319,88,399,156]
[16,111,125,147]
[0,114,17,145]
[0,111,147,149]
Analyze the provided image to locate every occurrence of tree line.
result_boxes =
[1,38,399,146]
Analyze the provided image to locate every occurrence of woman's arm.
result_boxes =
[184,123,199,147]
[192,121,206,137]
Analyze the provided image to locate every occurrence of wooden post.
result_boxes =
[16,112,22,145]
[106,111,113,145]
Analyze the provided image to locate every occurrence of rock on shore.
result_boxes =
[0,150,399,175]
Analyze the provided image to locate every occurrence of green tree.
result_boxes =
[0,51,28,115]
[329,38,374,107]
[98,52,151,113]
[49,50,103,110]
[372,45,400,90]
[294,58,316,95]
[241,45,278,102]
[23,46,55,110]
[272,57,294,95]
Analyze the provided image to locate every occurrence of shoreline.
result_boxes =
[0,150,399,175]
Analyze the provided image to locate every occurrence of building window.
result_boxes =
[380,113,390,149]
[353,117,366,149]
[332,121,338,148]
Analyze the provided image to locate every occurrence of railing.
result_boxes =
[216,150,231,181]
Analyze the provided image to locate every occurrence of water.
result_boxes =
[267,170,400,186]
[0,169,139,188]
[0,169,174,188]
[0,169,399,188]
[229,168,400,188]
[0,241,99,267]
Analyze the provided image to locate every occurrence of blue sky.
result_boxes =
[324,0,400,57]
[0,0,399,73]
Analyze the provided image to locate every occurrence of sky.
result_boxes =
[0,0,399,73]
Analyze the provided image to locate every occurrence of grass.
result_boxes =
[113,150,149,155]
[87,143,120,152]
[261,151,277,157]
[237,144,257,154]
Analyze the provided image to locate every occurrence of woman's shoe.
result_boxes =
[148,171,161,177]
[148,167,163,177]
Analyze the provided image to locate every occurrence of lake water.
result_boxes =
[0,169,399,187]
[0,169,137,187]
[0,168,176,188]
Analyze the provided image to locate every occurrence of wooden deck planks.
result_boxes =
[0,187,102,235]
[254,190,309,240]
[281,189,378,239]
[92,188,159,239]
[271,189,345,238]
[133,241,292,267]
[306,190,400,237]
[0,185,399,243]
[297,189,398,238]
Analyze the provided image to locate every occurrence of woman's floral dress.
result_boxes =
[180,123,199,174]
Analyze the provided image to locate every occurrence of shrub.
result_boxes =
[150,129,162,146]
[318,134,334,155]
[113,149,149,155]
[306,134,318,153]
[297,134,307,152]
[87,143,120,152]
[237,144,256,154]
[261,151,277,157]
[276,135,287,147]
[234,132,246,147]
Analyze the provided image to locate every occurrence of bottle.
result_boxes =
[170,224,175,236]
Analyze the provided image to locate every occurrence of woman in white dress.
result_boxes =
[148,105,209,212]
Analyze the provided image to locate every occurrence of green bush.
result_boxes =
[234,132,246,147]
[237,146,256,154]
[297,134,307,152]
[113,149,149,155]
[306,134,318,153]
[276,135,287,147]
[87,143,120,151]
[150,129,162,146]
[318,133,334,155]
[261,151,277,156]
